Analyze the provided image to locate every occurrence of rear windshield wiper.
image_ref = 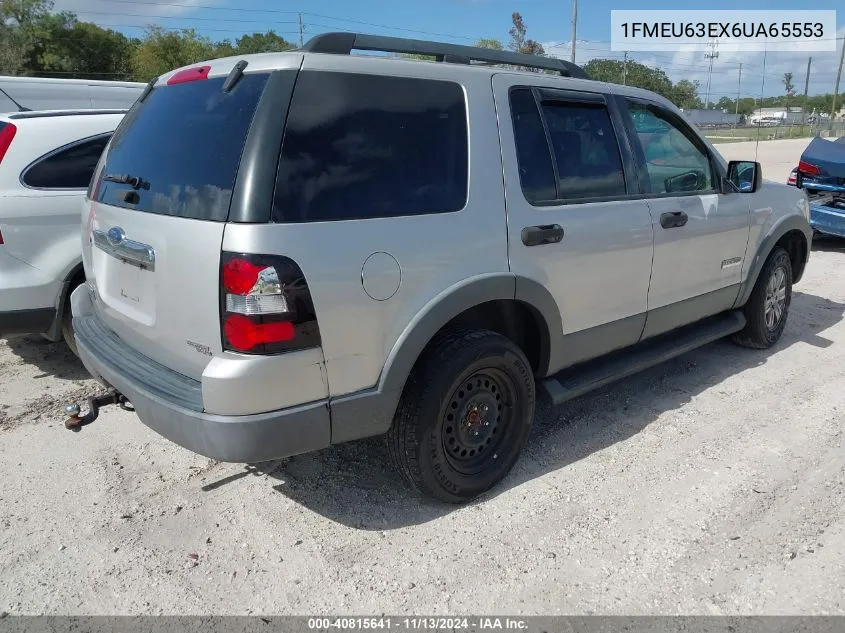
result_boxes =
[103,173,150,190]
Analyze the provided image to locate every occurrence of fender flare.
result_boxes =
[329,273,563,443]
[45,260,84,341]
[733,215,811,309]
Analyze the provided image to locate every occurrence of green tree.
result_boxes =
[583,58,673,101]
[508,12,544,57]
[0,0,53,74]
[132,26,217,81]
[234,32,294,55]
[0,0,52,24]
[213,38,236,59]
[32,19,134,80]
[475,38,504,50]
[783,72,795,111]
[672,79,702,110]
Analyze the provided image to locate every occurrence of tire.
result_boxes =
[732,247,793,349]
[61,287,80,358]
[387,329,535,503]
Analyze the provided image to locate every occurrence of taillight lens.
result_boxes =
[220,252,320,354]
[787,169,797,185]
[0,123,17,164]
[798,160,822,176]
[224,315,295,350]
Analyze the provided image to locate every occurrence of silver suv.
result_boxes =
[69,33,812,503]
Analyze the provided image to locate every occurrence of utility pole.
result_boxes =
[622,51,628,85]
[298,13,305,48]
[802,57,812,125]
[704,40,719,109]
[832,39,845,127]
[734,63,742,128]
[570,0,578,64]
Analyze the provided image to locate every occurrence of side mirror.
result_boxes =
[727,160,762,193]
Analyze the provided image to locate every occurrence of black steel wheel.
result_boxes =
[441,369,517,475]
[387,329,535,503]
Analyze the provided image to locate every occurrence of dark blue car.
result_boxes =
[788,136,845,239]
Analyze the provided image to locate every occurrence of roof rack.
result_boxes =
[300,32,590,80]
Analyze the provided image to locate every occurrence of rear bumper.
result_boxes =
[810,202,845,238]
[0,307,56,336]
[71,286,331,463]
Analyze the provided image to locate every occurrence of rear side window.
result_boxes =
[509,88,626,203]
[542,102,626,199]
[23,135,110,189]
[510,88,557,203]
[92,74,268,221]
[273,71,468,223]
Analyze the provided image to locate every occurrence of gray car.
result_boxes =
[68,33,812,503]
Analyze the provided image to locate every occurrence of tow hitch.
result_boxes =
[64,389,134,431]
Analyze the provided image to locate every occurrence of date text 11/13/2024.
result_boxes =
[307,617,528,631]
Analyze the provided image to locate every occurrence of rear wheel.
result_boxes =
[387,330,535,503]
[732,247,792,349]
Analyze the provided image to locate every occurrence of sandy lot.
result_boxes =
[1,140,843,616]
[713,138,809,185]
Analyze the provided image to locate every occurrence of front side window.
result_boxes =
[273,71,468,223]
[23,135,111,189]
[627,102,713,194]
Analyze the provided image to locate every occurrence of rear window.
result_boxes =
[92,73,268,221]
[273,71,468,223]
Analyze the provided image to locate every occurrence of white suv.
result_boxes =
[0,109,125,353]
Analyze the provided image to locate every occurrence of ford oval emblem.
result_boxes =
[106,226,125,247]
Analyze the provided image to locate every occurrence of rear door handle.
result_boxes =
[521,224,564,247]
[659,211,688,229]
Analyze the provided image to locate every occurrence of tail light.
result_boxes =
[797,160,822,177]
[0,122,17,164]
[787,169,797,186]
[0,230,4,245]
[219,252,321,354]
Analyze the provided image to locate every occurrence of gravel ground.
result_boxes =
[1,141,844,616]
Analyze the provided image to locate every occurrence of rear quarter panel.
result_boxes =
[222,56,510,398]
[0,115,122,284]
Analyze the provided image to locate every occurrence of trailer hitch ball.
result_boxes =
[63,390,131,432]
[64,404,83,431]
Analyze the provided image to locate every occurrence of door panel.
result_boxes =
[623,99,750,313]
[493,76,654,372]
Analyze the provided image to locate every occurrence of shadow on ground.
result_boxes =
[198,290,845,530]
[3,335,89,381]
[811,234,845,253]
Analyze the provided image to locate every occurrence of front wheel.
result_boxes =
[732,247,793,349]
[387,330,536,503]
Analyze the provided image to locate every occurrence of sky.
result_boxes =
[52,0,844,103]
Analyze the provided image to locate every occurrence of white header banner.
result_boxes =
[610,10,838,52]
